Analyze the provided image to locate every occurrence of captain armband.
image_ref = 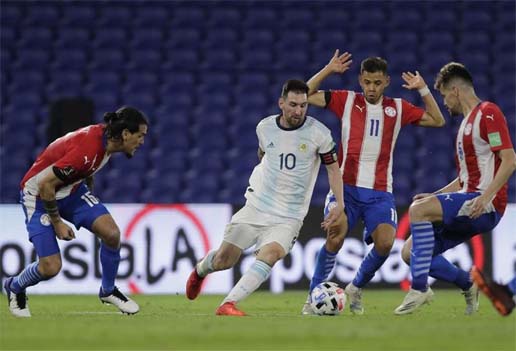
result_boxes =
[320,146,338,165]
[43,199,60,220]
[52,165,76,183]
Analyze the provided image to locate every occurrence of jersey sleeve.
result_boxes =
[53,132,94,183]
[326,90,349,119]
[479,103,514,151]
[52,147,91,183]
[318,128,338,165]
[400,99,425,127]
[256,122,265,151]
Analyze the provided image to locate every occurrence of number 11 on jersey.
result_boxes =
[369,119,380,137]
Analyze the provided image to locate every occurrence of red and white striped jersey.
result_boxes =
[327,90,424,193]
[21,124,111,199]
[455,101,513,214]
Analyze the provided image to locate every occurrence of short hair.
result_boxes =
[434,62,474,90]
[281,79,309,98]
[103,106,148,140]
[360,57,388,75]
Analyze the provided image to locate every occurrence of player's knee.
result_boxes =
[102,226,121,249]
[258,248,285,266]
[409,201,428,222]
[375,237,394,256]
[38,257,62,278]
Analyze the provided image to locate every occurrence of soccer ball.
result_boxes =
[310,282,346,316]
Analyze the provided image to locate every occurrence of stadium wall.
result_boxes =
[1,203,514,294]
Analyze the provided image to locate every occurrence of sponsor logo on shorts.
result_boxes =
[40,214,51,226]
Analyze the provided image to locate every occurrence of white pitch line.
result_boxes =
[66,311,123,315]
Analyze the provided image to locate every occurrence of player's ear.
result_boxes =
[385,75,390,88]
[278,97,284,109]
[121,128,130,141]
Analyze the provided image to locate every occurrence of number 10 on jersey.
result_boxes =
[279,153,296,170]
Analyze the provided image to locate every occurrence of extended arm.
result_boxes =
[321,161,344,230]
[38,171,76,240]
[469,148,516,218]
[402,71,445,127]
[413,177,462,201]
[307,49,352,107]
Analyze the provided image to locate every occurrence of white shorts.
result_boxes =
[223,204,303,254]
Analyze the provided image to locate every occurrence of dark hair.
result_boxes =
[360,57,388,75]
[103,106,148,140]
[281,79,309,98]
[434,62,473,90]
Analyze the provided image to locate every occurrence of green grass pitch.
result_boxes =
[1,290,514,351]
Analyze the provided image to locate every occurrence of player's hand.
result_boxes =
[321,204,345,231]
[53,221,76,241]
[468,194,489,219]
[412,193,433,201]
[401,71,427,90]
[325,49,352,74]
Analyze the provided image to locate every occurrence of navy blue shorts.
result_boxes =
[432,192,502,255]
[20,183,110,258]
[324,185,397,244]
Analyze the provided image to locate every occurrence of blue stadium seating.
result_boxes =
[1,1,514,205]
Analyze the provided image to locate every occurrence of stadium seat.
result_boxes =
[208,8,241,27]
[0,4,22,27]
[239,50,275,70]
[461,11,493,30]
[201,48,237,70]
[133,6,170,26]
[391,10,423,30]
[97,5,133,26]
[53,50,89,70]
[14,48,51,69]
[243,8,278,28]
[26,4,59,25]
[164,48,200,70]
[241,29,275,49]
[166,28,202,49]
[17,27,54,50]
[90,49,126,70]
[61,5,96,26]
[171,7,205,26]
[203,28,239,49]
[315,9,351,30]
[131,29,164,50]
[55,28,91,49]
[92,28,128,49]
[127,50,162,69]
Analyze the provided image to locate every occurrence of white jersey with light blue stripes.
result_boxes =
[244,115,335,220]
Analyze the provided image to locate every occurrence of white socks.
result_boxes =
[196,251,216,277]
[222,260,272,304]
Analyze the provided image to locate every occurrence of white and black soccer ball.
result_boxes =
[310,281,346,316]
